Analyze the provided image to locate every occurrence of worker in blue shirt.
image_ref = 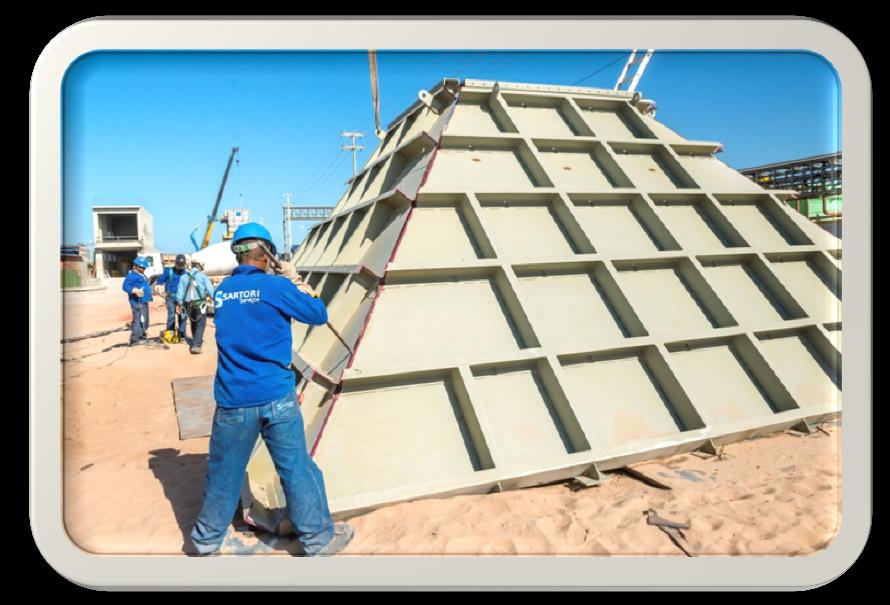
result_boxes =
[176,259,216,354]
[155,253,188,342]
[121,256,153,345]
[189,222,354,557]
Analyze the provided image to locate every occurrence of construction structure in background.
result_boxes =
[92,205,156,278]
[740,152,842,238]
[243,79,842,530]
[220,208,250,241]
[281,195,334,261]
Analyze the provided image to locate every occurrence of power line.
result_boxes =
[292,149,345,199]
[297,151,347,200]
[296,152,350,203]
[291,145,342,196]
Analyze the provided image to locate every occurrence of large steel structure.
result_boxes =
[242,79,842,530]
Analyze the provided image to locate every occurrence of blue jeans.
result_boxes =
[129,302,149,341]
[190,392,334,555]
[165,297,187,337]
[188,310,207,348]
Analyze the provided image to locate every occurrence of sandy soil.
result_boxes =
[62,283,842,557]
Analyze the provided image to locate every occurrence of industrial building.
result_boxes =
[92,205,157,277]
[740,152,842,237]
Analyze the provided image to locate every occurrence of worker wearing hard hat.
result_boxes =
[155,254,188,343]
[121,256,154,345]
[175,259,215,354]
[189,222,354,557]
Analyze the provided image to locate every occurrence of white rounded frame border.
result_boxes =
[30,17,872,590]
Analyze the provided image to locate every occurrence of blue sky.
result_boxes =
[63,51,840,252]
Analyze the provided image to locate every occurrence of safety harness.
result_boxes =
[182,269,209,321]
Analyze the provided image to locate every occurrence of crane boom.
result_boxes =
[199,146,240,250]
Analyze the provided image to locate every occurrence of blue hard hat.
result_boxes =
[232,222,276,256]
[133,256,150,269]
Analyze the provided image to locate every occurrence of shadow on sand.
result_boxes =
[148,447,304,555]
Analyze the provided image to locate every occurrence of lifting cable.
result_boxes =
[236,148,244,208]
[572,53,630,87]
[369,50,382,138]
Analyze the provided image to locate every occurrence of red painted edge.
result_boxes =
[310,383,343,457]
[346,283,385,372]
[310,93,459,458]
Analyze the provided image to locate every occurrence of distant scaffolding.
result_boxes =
[282,203,334,259]
[739,153,841,231]
[739,152,841,195]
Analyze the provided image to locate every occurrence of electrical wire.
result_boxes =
[295,152,350,203]
[296,149,345,199]
[290,146,343,197]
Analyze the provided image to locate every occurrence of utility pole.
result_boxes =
[282,192,294,259]
[340,131,365,176]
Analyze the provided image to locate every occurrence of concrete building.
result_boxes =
[92,205,155,277]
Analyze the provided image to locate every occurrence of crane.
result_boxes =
[190,146,240,251]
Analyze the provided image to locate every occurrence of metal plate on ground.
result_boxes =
[172,375,216,439]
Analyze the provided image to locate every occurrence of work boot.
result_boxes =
[190,346,202,354]
[309,523,354,557]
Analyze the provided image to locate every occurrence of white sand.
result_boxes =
[62,284,841,556]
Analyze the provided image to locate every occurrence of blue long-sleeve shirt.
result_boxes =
[176,269,215,304]
[156,266,185,296]
[212,264,328,408]
[122,270,153,303]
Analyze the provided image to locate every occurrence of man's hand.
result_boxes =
[275,262,319,298]
[176,304,182,316]
[132,287,144,298]
[277,262,300,282]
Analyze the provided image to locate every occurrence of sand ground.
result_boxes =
[61,281,842,557]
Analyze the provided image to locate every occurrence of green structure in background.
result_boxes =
[739,152,842,238]
[61,269,82,288]
[61,244,92,290]
[792,194,842,220]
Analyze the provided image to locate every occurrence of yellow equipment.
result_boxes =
[161,329,181,345]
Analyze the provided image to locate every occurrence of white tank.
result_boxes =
[191,241,237,276]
